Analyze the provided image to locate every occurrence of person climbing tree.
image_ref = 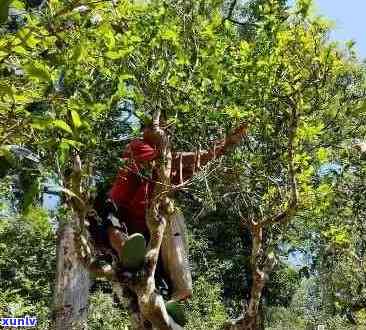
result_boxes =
[88,120,248,323]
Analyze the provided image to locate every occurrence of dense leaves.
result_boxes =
[0,0,366,329]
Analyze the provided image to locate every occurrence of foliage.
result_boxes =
[265,277,360,330]
[87,290,130,330]
[185,277,228,330]
[0,207,55,328]
[0,0,366,328]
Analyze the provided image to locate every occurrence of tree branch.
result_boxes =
[262,103,299,227]
[124,109,182,329]
[225,0,238,22]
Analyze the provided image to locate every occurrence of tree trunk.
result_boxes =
[131,113,183,329]
[102,113,183,330]
[112,283,151,329]
[224,221,275,330]
[52,153,92,330]
[52,214,91,330]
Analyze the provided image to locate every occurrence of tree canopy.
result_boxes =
[1,0,366,329]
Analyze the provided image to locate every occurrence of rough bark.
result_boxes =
[223,221,274,330]
[243,222,266,329]
[112,283,151,329]
[105,111,183,329]
[131,112,183,329]
[52,153,92,330]
[52,216,91,330]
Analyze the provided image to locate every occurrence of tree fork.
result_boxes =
[132,110,183,329]
[53,113,183,329]
[106,110,183,329]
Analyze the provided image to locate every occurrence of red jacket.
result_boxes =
[108,124,248,233]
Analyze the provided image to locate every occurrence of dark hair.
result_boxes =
[140,118,153,129]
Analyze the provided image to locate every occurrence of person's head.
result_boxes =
[123,138,158,170]
[141,121,161,146]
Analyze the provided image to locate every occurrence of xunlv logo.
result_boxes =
[1,316,37,327]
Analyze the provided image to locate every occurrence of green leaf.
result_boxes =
[61,138,82,148]
[0,0,11,24]
[13,45,28,55]
[105,49,130,60]
[24,35,39,49]
[24,63,51,82]
[53,120,73,134]
[57,141,70,166]
[161,28,177,40]
[11,0,24,9]
[296,0,312,17]
[72,44,84,62]
[31,118,52,130]
[0,83,15,98]
[224,105,245,119]
[119,74,135,81]
[101,25,115,49]
[70,110,82,129]
[316,147,329,163]
[105,51,121,59]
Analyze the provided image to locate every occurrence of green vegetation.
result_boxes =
[1,0,366,329]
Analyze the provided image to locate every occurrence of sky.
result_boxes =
[291,0,366,59]
[316,0,366,58]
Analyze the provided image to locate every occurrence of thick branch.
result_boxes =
[130,110,182,329]
[224,219,276,330]
[69,151,86,215]
[246,221,265,322]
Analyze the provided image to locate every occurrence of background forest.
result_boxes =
[1,0,366,329]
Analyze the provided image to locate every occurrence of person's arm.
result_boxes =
[171,123,248,184]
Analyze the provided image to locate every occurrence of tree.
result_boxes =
[201,1,366,328]
[0,0,241,328]
[1,0,365,329]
